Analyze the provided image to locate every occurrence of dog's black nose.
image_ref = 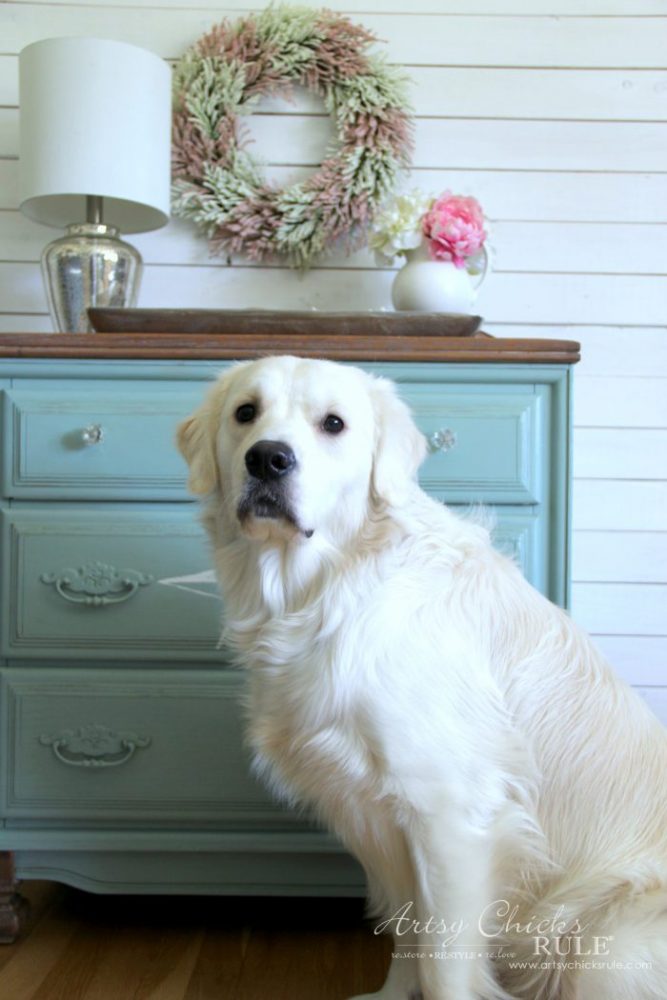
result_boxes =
[245,440,296,481]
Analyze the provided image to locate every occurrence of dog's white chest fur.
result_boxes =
[248,661,375,816]
[238,536,511,841]
[242,571,390,823]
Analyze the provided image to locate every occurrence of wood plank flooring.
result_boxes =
[0,881,391,999]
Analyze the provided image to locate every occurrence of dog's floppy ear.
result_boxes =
[177,362,251,495]
[370,377,427,505]
[176,405,219,496]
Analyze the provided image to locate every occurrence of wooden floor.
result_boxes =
[0,881,391,999]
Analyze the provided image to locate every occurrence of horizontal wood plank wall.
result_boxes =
[0,0,665,720]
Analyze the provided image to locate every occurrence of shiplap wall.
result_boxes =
[1,0,666,718]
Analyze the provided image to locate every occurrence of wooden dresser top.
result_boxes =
[0,331,580,364]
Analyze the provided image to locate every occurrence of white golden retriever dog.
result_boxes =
[178,355,667,1000]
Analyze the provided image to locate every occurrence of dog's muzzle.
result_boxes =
[238,439,305,531]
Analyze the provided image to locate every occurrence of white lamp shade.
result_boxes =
[19,37,172,233]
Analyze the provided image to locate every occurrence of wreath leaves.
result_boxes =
[171,5,413,268]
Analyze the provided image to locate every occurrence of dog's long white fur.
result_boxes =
[178,356,667,1000]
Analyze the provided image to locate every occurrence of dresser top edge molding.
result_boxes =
[0,332,580,365]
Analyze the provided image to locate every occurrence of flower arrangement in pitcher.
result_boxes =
[369,189,490,312]
[370,189,488,271]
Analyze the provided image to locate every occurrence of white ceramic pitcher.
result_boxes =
[392,243,488,313]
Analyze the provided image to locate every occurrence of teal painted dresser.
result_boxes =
[0,329,579,940]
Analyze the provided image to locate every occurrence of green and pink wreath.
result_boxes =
[171,5,413,268]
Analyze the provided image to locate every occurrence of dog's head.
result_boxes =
[177,356,426,545]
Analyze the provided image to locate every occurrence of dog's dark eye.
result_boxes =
[321,414,345,435]
[235,403,257,424]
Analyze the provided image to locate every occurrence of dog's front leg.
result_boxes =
[347,832,422,1000]
[409,819,497,1000]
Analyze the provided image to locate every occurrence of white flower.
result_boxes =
[369,189,433,265]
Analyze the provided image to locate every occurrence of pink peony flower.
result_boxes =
[422,193,486,268]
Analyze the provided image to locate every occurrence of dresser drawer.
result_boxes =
[3,377,544,504]
[1,384,204,499]
[0,503,548,664]
[0,669,300,827]
[404,382,546,504]
[0,505,222,660]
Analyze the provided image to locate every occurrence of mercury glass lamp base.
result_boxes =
[41,222,142,333]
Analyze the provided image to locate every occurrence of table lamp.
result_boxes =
[19,37,172,333]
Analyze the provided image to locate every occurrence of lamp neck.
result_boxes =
[65,222,121,240]
[86,195,104,225]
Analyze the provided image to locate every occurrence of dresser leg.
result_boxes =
[0,852,30,943]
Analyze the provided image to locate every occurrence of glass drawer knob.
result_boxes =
[81,424,104,446]
[428,428,457,454]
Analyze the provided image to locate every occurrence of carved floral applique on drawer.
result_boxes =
[40,560,154,607]
[39,723,151,768]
